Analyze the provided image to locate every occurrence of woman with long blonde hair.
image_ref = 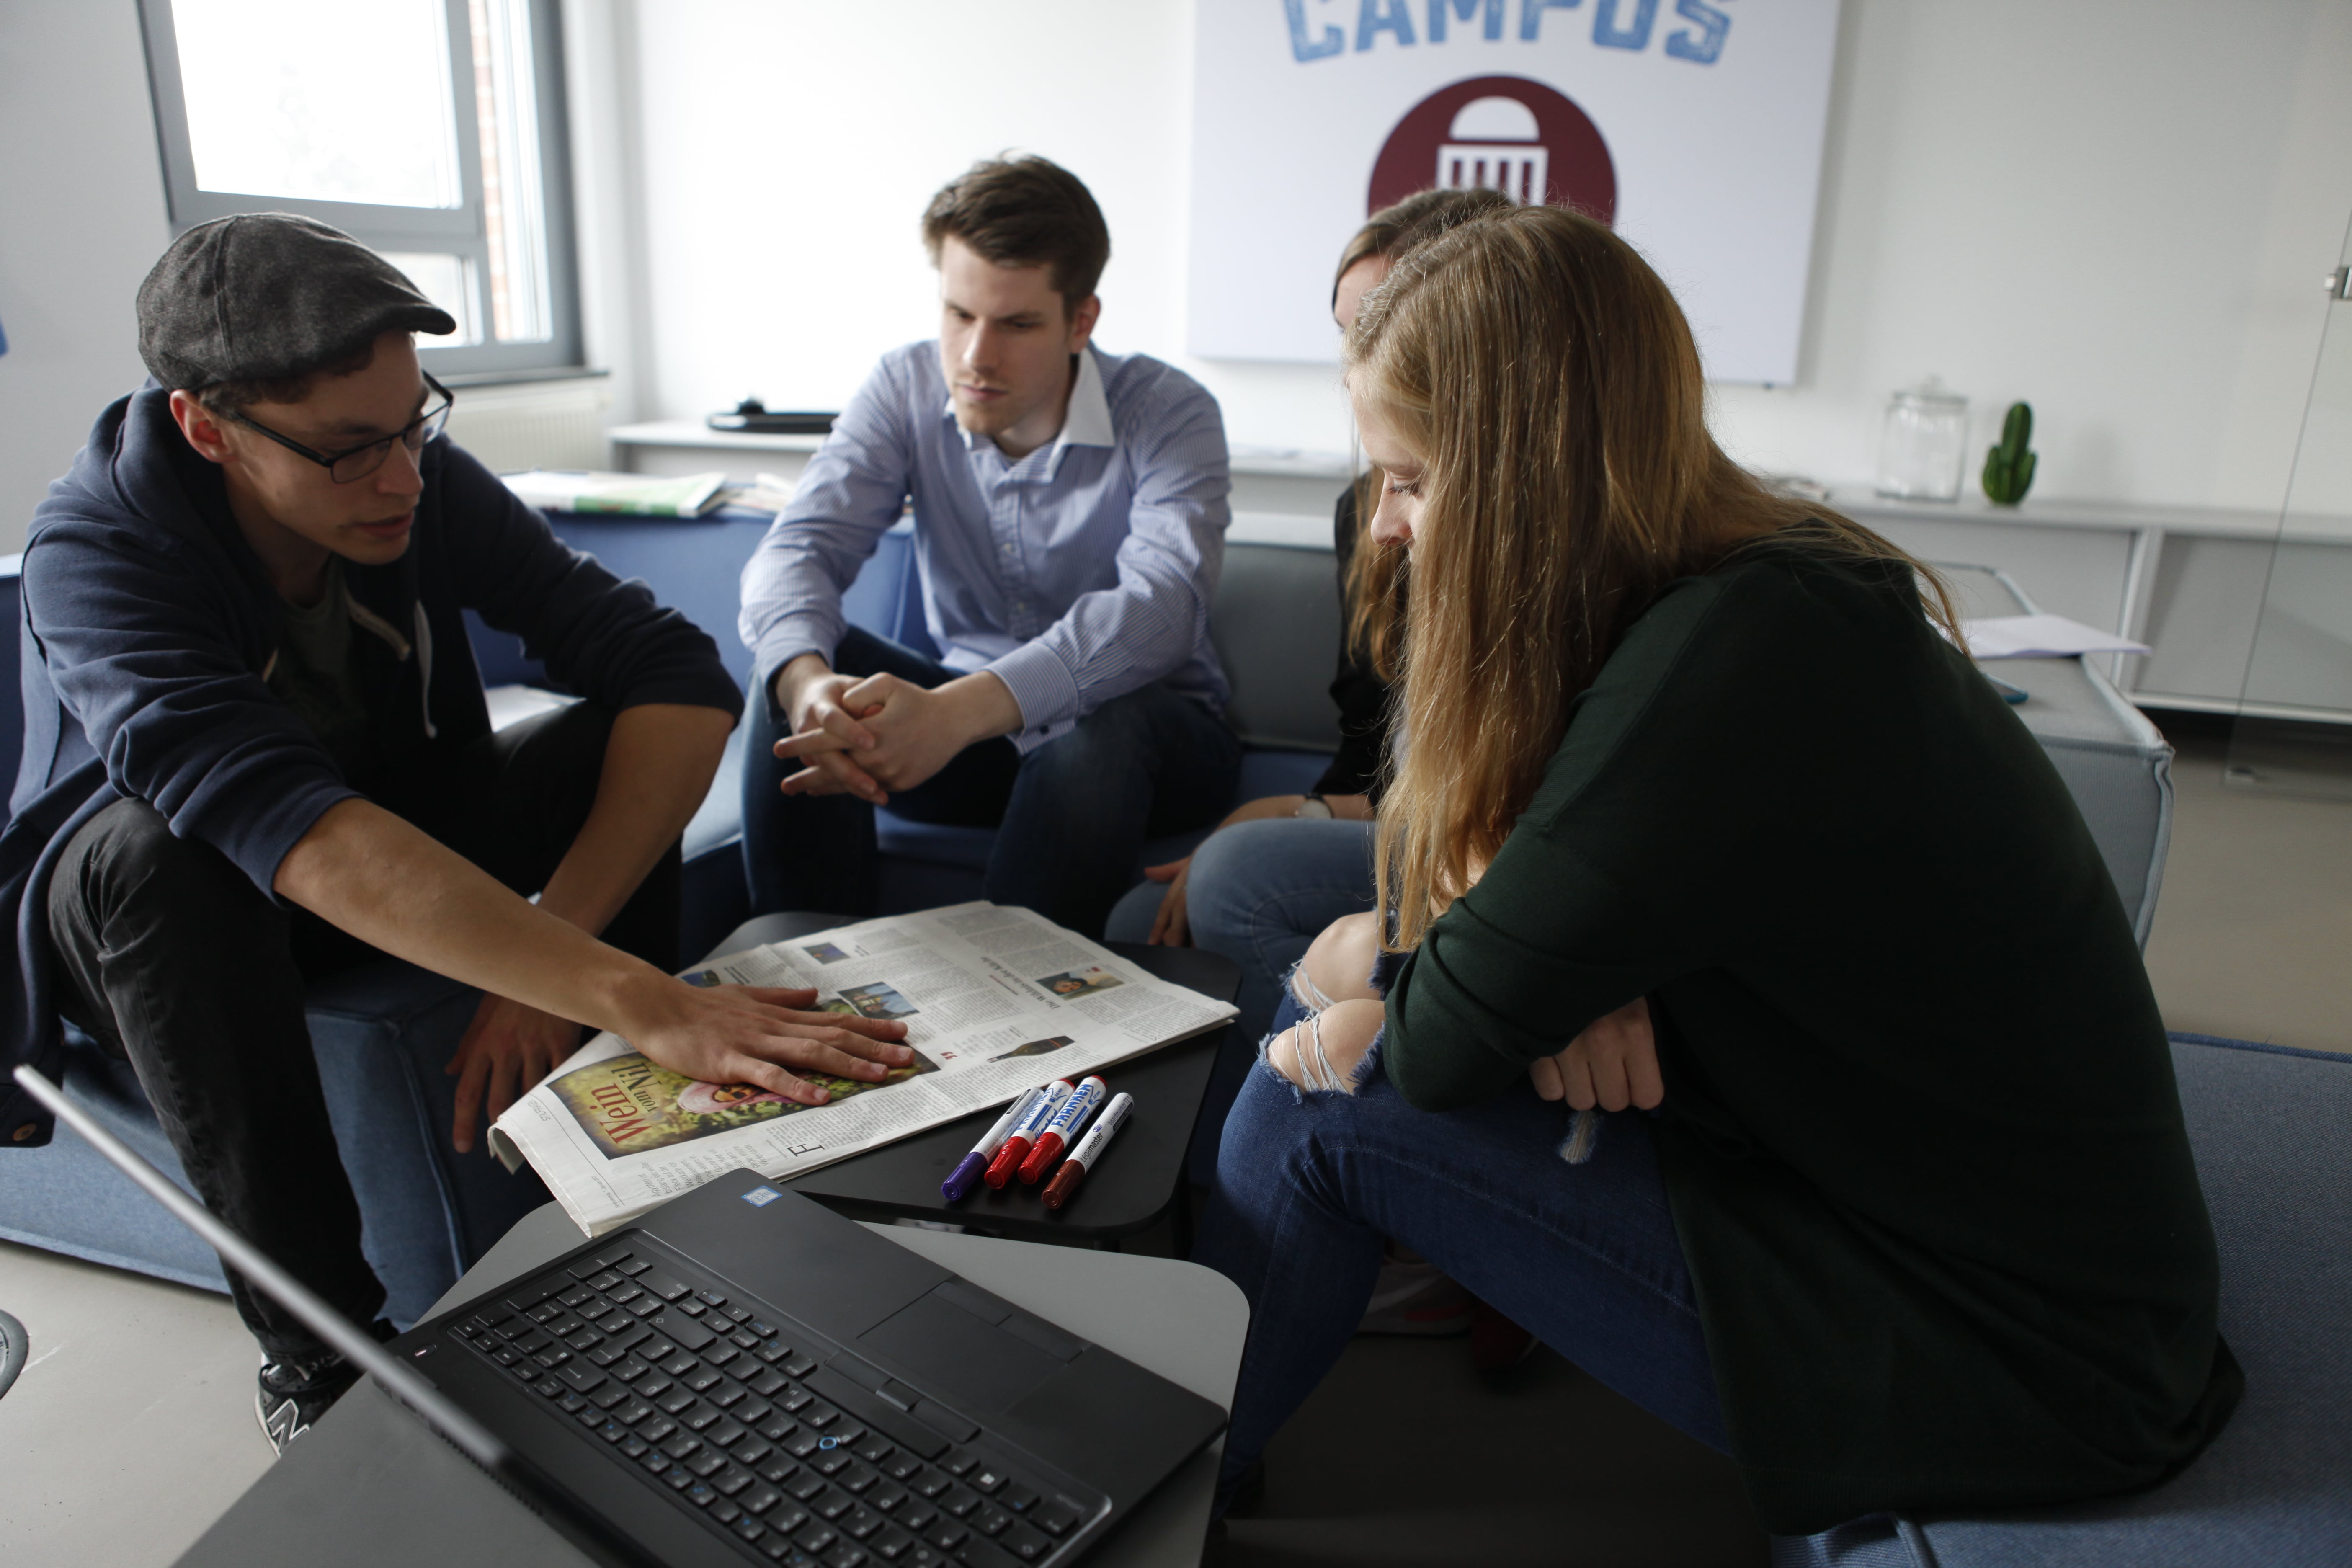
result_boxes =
[1109,189,1503,1216]
[1194,205,2238,1536]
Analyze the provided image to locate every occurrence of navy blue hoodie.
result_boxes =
[2,385,742,1145]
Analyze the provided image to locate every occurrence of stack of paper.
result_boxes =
[1962,614,2151,660]
[503,469,727,518]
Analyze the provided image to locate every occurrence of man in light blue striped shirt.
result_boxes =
[738,157,1240,936]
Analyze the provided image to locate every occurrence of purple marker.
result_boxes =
[942,1086,1046,1202]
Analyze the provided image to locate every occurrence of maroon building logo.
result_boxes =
[1367,75,1617,222]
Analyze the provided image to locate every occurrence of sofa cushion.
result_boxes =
[0,1033,226,1291]
[866,747,1335,882]
[1771,1034,2352,1567]
[0,963,548,1327]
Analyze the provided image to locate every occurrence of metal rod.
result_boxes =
[11,1064,512,1471]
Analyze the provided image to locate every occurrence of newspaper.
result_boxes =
[488,903,1237,1236]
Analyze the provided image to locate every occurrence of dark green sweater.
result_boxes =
[1383,546,2239,1534]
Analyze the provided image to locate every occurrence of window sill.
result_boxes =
[434,366,610,390]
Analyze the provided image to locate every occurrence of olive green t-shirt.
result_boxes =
[267,557,380,784]
[1382,544,2239,1533]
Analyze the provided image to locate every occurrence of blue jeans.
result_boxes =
[1106,817,1378,1182]
[1186,818,1378,1047]
[1193,992,1730,1512]
[741,627,1241,939]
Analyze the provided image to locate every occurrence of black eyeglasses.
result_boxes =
[232,374,455,484]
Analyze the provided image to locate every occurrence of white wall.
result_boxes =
[0,3,176,554]
[1711,0,2352,507]
[607,0,2352,515]
[4,0,2347,560]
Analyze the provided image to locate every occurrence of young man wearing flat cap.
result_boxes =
[1,215,913,1449]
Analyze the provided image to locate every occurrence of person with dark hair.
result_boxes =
[3,214,913,1450]
[1120,187,1511,1001]
[1105,201,1511,1361]
[738,155,1240,938]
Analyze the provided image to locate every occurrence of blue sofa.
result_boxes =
[458,511,1337,960]
[0,511,1335,1318]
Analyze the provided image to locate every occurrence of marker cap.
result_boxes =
[983,1136,1030,1190]
[1016,1131,1066,1186]
[941,1151,989,1203]
[1018,1077,1107,1184]
[1041,1158,1086,1210]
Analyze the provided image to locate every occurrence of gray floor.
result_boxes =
[2,712,2345,1566]
[0,1241,268,1567]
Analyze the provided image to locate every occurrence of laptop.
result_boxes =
[14,1065,1226,1568]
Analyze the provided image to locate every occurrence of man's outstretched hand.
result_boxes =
[628,982,913,1105]
[447,981,914,1154]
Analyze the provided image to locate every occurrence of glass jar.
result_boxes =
[1876,379,1970,502]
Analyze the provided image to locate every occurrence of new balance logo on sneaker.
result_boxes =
[253,1320,397,1455]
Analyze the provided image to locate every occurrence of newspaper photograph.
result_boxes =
[489,903,1237,1235]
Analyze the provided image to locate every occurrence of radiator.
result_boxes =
[441,377,612,474]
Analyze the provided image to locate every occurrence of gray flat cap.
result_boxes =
[137,213,457,391]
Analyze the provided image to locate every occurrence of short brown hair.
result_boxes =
[921,155,1110,315]
[194,338,378,418]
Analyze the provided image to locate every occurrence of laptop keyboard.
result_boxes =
[449,1241,1101,1568]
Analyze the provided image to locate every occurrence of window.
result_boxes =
[138,0,580,378]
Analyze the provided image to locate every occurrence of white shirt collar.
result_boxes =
[946,347,1114,475]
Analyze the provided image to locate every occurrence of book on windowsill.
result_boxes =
[502,469,727,518]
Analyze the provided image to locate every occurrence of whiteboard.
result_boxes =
[1185,0,1842,384]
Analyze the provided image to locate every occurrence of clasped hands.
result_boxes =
[771,656,1021,805]
[1266,910,1662,1111]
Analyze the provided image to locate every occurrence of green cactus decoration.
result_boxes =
[1982,401,2037,505]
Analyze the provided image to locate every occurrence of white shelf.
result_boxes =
[609,420,826,453]
[1227,445,1354,480]
[1228,512,1333,549]
[1821,485,2345,545]
[608,420,1354,480]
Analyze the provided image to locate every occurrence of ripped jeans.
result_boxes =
[1191,984,1732,1510]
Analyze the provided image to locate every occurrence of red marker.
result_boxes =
[942,1086,1044,1202]
[1018,1075,1107,1184]
[1042,1093,1132,1210]
[984,1080,1073,1190]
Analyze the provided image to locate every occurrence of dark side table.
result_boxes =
[704,916,1238,1252]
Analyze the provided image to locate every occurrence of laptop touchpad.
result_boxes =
[858,1292,1066,1413]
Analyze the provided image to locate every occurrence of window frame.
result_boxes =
[135,0,583,379]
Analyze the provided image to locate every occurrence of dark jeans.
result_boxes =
[1192,990,1731,1513]
[741,627,1242,939]
[46,703,680,1363]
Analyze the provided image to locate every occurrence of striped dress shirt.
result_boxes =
[738,343,1233,753]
